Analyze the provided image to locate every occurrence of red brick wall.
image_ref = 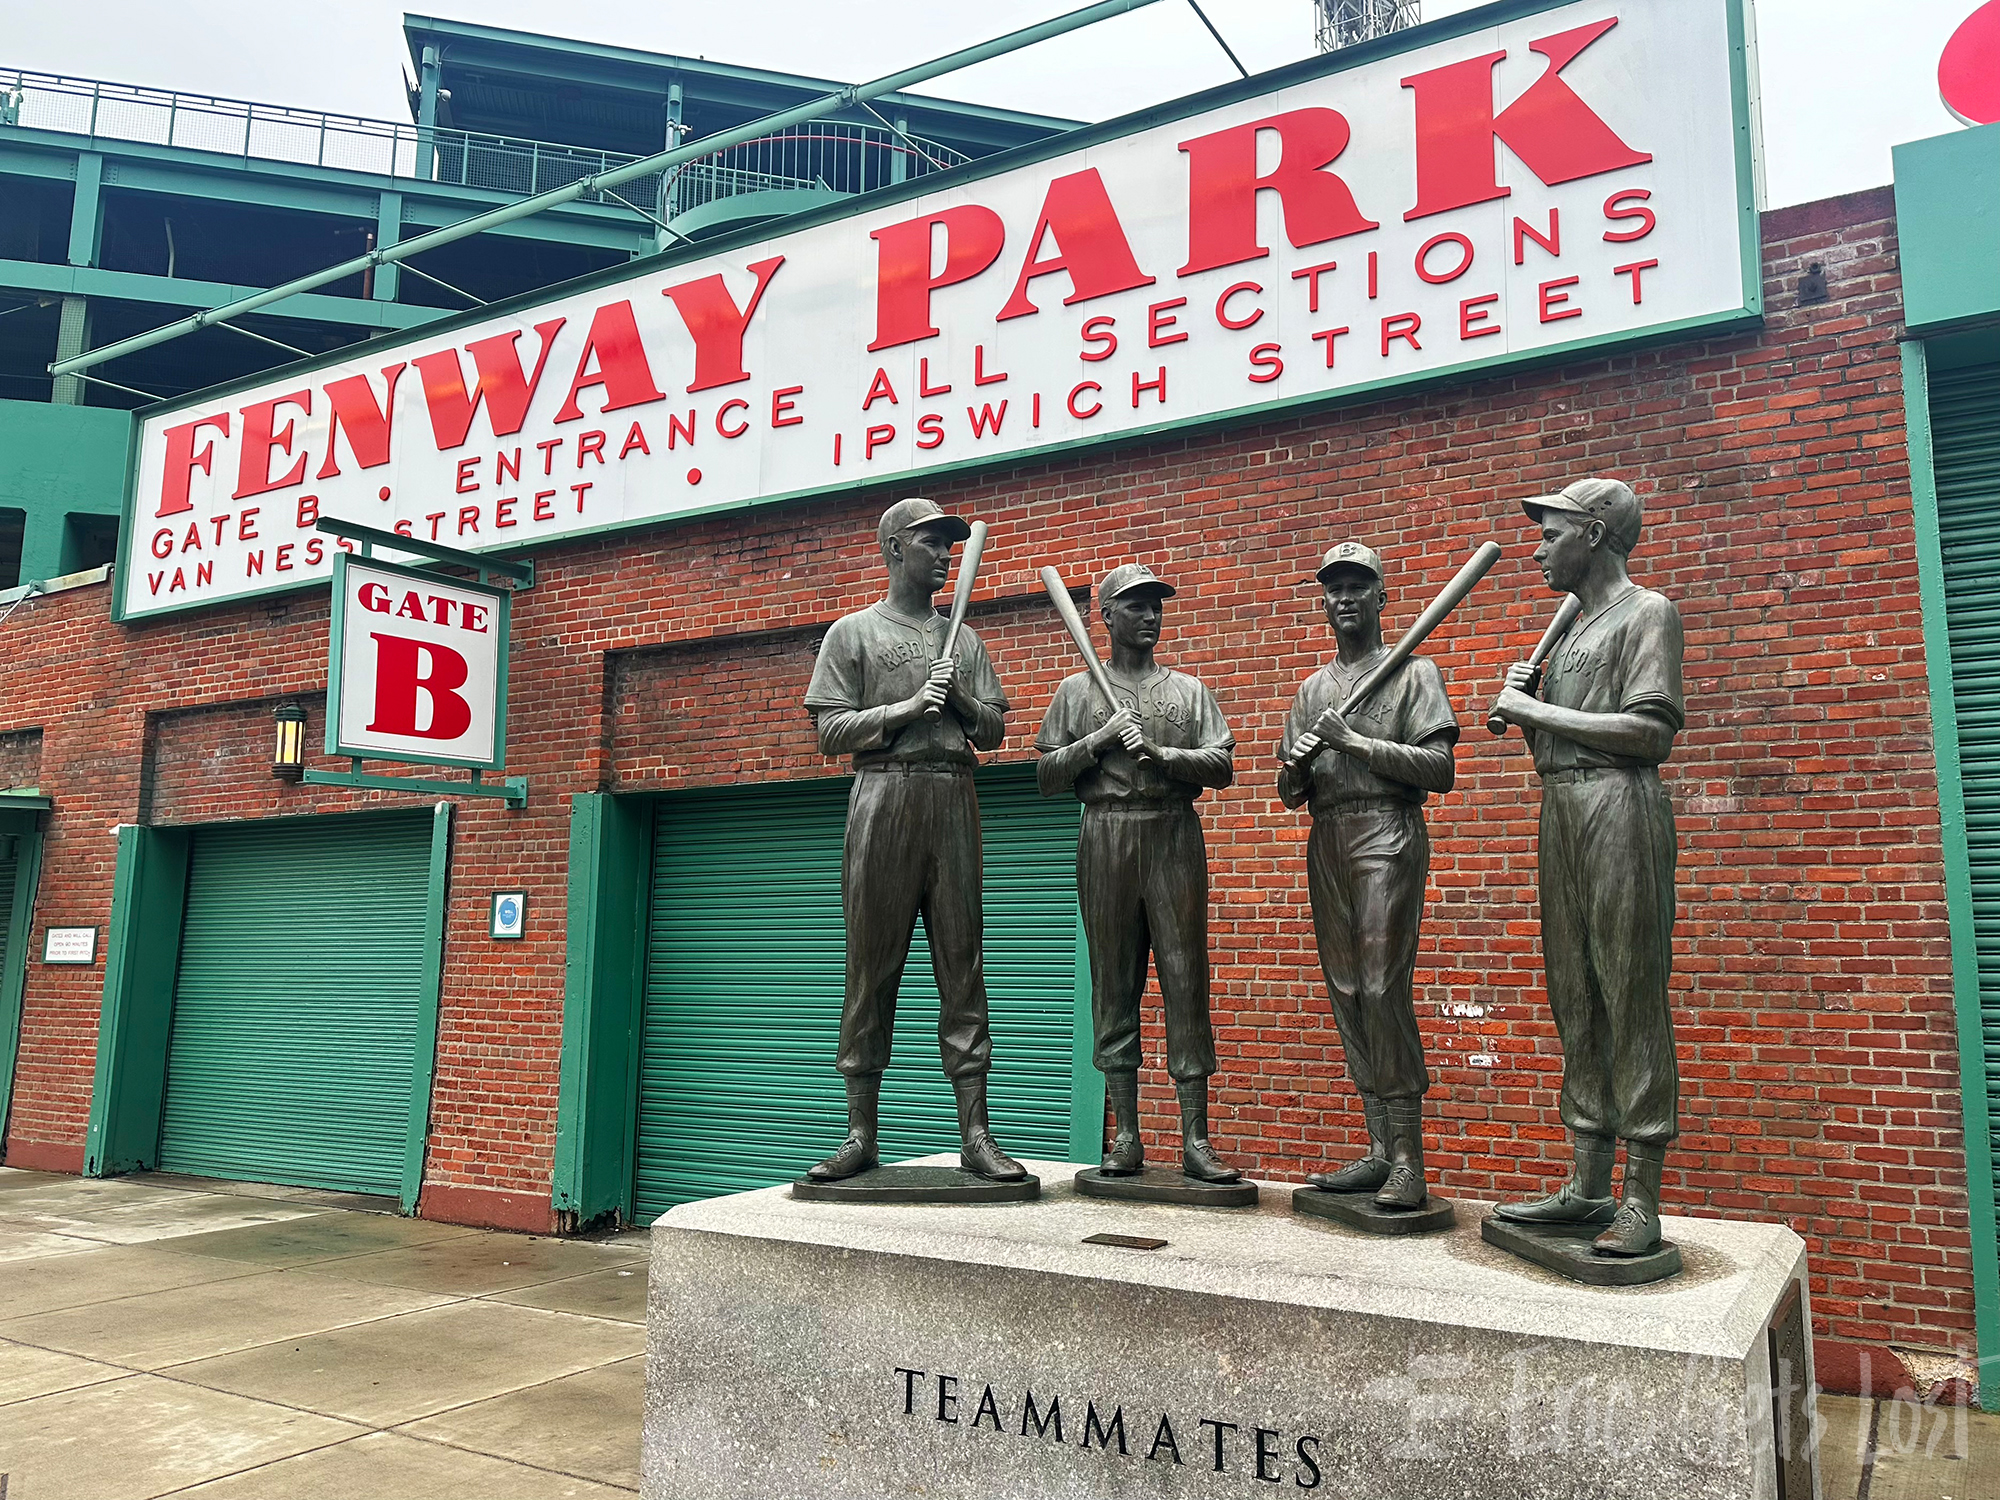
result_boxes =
[0,188,1968,1364]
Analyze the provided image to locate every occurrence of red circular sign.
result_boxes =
[1941,1,2000,126]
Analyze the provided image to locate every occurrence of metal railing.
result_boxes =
[665,120,970,220]
[0,68,655,199]
[0,69,977,223]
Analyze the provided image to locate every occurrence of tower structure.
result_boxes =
[1315,0,1420,52]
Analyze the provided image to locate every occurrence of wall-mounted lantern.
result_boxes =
[272,701,306,782]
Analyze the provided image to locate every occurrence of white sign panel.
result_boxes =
[119,0,1757,621]
[42,927,98,964]
[327,555,510,770]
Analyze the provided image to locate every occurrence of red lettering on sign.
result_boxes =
[1079,316,1118,362]
[316,364,406,480]
[368,633,473,740]
[157,411,231,518]
[413,320,567,451]
[1603,188,1657,242]
[661,256,785,393]
[1178,108,1378,276]
[916,413,945,450]
[1514,209,1561,265]
[553,300,667,422]
[997,169,1155,321]
[968,401,1007,439]
[869,207,1006,352]
[862,368,900,411]
[1402,19,1652,221]
[1216,283,1264,329]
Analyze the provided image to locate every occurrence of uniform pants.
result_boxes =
[837,767,991,1080]
[1539,766,1679,1145]
[1307,800,1431,1100]
[1079,803,1216,1082]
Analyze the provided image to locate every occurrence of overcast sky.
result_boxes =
[2,0,1975,209]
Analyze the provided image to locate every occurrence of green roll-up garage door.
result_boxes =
[158,813,434,1196]
[1933,359,2000,1266]
[0,846,15,982]
[635,765,1081,1219]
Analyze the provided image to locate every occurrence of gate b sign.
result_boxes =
[327,555,511,771]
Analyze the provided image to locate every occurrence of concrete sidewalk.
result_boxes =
[6,1165,1999,1498]
[0,1166,645,1497]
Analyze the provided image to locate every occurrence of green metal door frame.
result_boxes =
[85,806,454,1211]
[553,792,653,1227]
[1902,337,2000,1388]
[85,824,191,1175]
[1069,914,1104,1162]
[403,800,454,1212]
[0,805,48,1151]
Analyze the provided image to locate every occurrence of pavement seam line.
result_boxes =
[141,1428,391,1498]
[0,1288,479,1373]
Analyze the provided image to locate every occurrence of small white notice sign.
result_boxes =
[43,927,97,964]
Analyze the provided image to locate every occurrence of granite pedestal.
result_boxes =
[644,1157,1815,1500]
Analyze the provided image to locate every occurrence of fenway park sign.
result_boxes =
[118,0,1758,620]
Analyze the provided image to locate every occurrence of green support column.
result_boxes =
[51,296,89,406]
[415,46,442,183]
[1904,339,2000,1398]
[67,151,103,269]
[553,793,652,1226]
[374,190,403,303]
[84,825,190,1176]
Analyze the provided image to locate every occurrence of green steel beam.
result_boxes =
[311,516,534,582]
[1902,338,2000,1399]
[0,133,661,238]
[66,151,103,268]
[301,766,528,808]
[396,199,648,252]
[0,259,439,330]
[52,0,1164,379]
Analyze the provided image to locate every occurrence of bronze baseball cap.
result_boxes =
[1523,477,1643,551]
[877,496,971,547]
[1315,540,1384,583]
[1098,562,1176,601]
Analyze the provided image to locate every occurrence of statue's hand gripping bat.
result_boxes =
[925,521,989,722]
[1487,594,1583,735]
[1039,566,1149,761]
[1283,541,1503,772]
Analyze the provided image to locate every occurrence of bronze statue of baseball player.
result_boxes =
[801,497,1025,1185]
[1280,542,1459,1212]
[1490,476,1684,1258]
[1035,563,1239,1184]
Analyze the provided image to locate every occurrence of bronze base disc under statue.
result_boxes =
[1481,1215,1683,1286]
[1292,1186,1456,1235]
[791,1165,1041,1205]
[1074,1166,1259,1208]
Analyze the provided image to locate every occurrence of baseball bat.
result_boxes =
[1039,566,1148,761]
[925,520,989,721]
[1487,593,1583,735]
[1283,540,1504,771]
